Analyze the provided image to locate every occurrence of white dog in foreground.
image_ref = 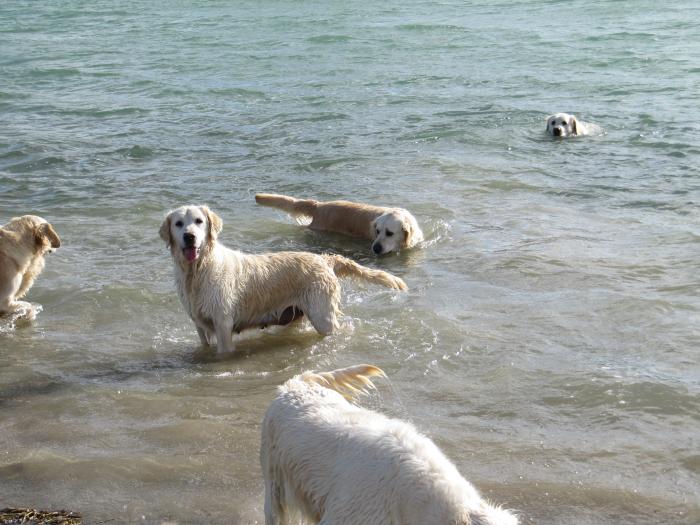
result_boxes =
[255,193,423,255]
[546,112,600,138]
[261,364,519,525]
[160,206,407,353]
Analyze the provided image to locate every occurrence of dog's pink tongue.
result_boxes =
[184,247,198,262]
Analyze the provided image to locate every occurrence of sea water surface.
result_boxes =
[1,1,699,524]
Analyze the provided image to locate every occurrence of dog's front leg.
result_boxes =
[0,299,34,318]
[214,317,235,353]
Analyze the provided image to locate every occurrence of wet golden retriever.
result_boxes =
[261,364,519,525]
[0,215,61,317]
[546,112,600,138]
[255,193,423,255]
[160,205,407,353]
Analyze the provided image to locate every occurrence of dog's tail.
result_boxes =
[255,193,318,219]
[322,254,407,291]
[302,364,386,400]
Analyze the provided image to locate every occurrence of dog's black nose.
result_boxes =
[553,127,561,136]
[372,243,382,254]
[183,232,195,246]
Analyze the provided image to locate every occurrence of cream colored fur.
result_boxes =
[160,205,407,353]
[546,112,600,137]
[0,215,61,317]
[255,193,423,255]
[261,364,519,525]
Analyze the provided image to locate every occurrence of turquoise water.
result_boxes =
[1,1,699,523]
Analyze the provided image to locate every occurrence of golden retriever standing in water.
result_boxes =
[160,205,407,353]
[0,215,61,317]
[261,364,519,525]
[255,193,423,255]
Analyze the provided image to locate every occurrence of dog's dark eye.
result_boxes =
[386,231,394,237]
[195,218,203,225]
[175,220,183,228]
[376,229,380,234]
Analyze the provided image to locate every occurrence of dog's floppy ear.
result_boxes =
[159,214,173,247]
[369,218,378,239]
[38,222,61,249]
[571,115,579,136]
[401,220,414,249]
[202,205,223,242]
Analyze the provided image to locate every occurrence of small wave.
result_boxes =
[307,34,352,44]
[3,154,67,173]
[398,128,465,142]
[584,31,657,42]
[294,156,359,171]
[62,106,149,117]
[0,91,23,100]
[618,200,681,212]
[29,67,81,78]
[207,87,267,99]
[115,145,155,159]
[284,112,349,123]
[482,179,540,192]
[396,23,462,32]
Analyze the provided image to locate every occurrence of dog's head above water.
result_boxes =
[370,209,423,255]
[159,205,223,264]
[546,112,579,137]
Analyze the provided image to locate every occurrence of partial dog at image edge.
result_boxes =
[546,112,601,138]
[260,364,519,525]
[255,193,423,255]
[160,205,407,353]
[0,215,61,319]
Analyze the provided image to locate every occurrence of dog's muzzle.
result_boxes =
[372,242,383,255]
[182,232,199,262]
[183,232,196,247]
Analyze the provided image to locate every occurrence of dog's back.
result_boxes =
[261,365,518,525]
[256,193,387,239]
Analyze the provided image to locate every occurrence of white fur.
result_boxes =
[261,365,519,525]
[546,112,600,137]
[371,208,424,255]
[160,206,406,353]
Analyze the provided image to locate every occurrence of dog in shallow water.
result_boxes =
[255,193,423,255]
[260,364,519,525]
[0,215,61,318]
[160,205,407,353]
[545,112,600,138]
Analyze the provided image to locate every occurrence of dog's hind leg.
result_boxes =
[303,285,341,336]
[195,326,210,347]
[264,478,287,525]
[305,299,339,336]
